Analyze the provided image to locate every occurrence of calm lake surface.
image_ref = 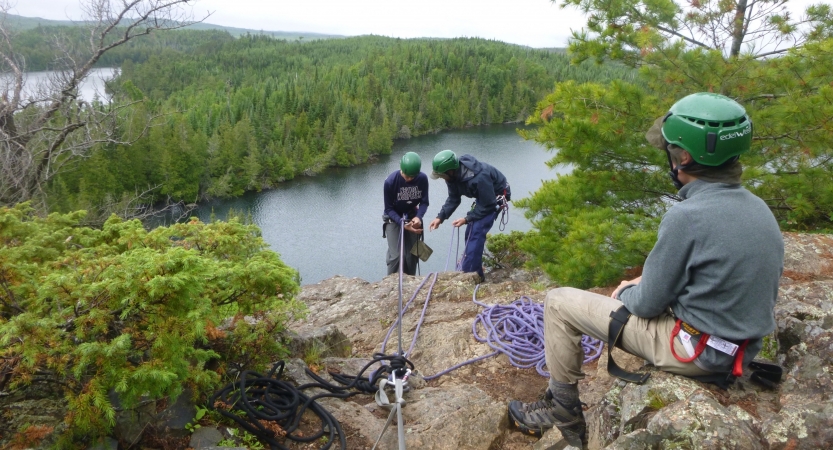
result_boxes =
[195,125,569,285]
[20,68,117,103]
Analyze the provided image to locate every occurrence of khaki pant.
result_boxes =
[545,287,713,384]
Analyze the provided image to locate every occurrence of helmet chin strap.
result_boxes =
[665,149,741,190]
[664,148,686,190]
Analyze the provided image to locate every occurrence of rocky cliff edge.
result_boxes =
[288,232,833,449]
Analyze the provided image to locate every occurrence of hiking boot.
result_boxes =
[508,390,586,448]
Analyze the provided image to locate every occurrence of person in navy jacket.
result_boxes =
[383,152,429,276]
[428,150,510,281]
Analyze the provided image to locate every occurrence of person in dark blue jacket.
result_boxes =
[428,150,510,281]
[383,152,430,276]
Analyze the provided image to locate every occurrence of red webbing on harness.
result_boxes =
[732,340,749,377]
[669,319,749,377]
[669,319,710,363]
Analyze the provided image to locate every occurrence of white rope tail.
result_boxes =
[372,377,407,450]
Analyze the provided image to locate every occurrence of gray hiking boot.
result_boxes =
[507,389,586,448]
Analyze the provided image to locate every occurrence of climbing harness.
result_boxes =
[496,185,510,232]
[669,318,749,377]
[384,213,429,275]
[607,305,784,390]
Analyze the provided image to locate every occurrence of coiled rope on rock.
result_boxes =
[379,278,604,380]
[208,354,415,450]
[208,361,346,450]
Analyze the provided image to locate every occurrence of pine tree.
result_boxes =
[517,0,833,287]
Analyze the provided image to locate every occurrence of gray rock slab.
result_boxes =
[782,233,833,278]
[190,426,223,449]
[646,390,763,449]
[154,389,196,438]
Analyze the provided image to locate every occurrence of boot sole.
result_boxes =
[508,406,547,437]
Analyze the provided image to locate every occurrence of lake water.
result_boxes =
[19,68,118,103]
[195,124,569,285]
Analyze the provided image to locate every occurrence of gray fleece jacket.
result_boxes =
[618,180,784,372]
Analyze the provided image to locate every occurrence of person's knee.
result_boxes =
[545,287,587,316]
[546,287,579,304]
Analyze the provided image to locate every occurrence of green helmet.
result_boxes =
[661,92,752,166]
[400,152,422,177]
[431,149,459,178]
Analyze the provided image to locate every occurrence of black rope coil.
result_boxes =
[208,354,414,450]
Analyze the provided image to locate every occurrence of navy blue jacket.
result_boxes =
[436,155,508,223]
[383,171,429,224]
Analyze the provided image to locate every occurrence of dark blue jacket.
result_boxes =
[383,171,429,224]
[436,155,508,223]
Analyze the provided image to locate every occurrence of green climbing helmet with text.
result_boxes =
[400,152,422,177]
[661,93,752,166]
[431,149,459,176]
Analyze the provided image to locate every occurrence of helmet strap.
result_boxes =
[664,148,684,190]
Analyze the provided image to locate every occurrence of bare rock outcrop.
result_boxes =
[290,232,833,449]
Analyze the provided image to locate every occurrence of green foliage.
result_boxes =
[519,1,833,287]
[43,32,634,211]
[484,230,528,269]
[759,334,779,361]
[0,203,304,442]
[219,427,266,450]
[185,405,209,433]
[12,26,235,71]
[302,339,327,368]
[646,390,670,410]
[517,81,663,287]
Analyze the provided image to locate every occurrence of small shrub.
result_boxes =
[484,231,528,269]
[303,339,327,369]
[0,203,305,446]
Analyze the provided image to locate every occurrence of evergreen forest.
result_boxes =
[3,1,833,446]
[39,31,635,213]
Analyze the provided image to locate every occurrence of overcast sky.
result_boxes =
[10,0,820,49]
[11,0,599,48]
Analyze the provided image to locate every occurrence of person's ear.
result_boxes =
[679,150,694,166]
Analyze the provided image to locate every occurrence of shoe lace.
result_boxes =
[527,398,556,412]
[529,390,586,415]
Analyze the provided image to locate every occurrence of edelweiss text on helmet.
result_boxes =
[720,125,752,141]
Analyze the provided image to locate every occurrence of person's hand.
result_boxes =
[451,217,467,227]
[429,218,442,231]
[409,217,422,229]
[611,276,642,299]
[404,223,423,234]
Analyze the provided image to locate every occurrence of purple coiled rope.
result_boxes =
[380,275,604,381]
[470,288,604,377]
